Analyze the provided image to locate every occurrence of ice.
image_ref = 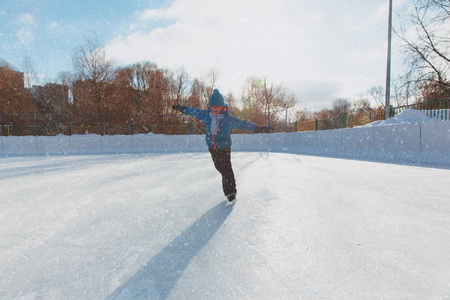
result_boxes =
[0,113,449,299]
[0,152,449,299]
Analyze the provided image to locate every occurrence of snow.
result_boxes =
[1,111,450,299]
[362,108,450,127]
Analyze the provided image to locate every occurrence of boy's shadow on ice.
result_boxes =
[107,203,233,300]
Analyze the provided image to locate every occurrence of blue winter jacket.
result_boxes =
[184,105,256,150]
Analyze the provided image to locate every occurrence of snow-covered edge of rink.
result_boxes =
[1,119,449,167]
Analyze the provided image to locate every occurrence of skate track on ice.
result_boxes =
[1,152,449,299]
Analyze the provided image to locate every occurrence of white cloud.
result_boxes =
[105,0,400,110]
[138,9,171,21]
[365,0,406,32]
[48,22,59,29]
[13,13,37,44]
[17,29,35,44]
[107,1,318,88]
[16,13,35,25]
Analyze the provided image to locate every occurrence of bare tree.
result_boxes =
[353,96,373,113]
[417,79,450,102]
[331,98,352,117]
[115,62,175,114]
[23,56,37,88]
[31,83,70,115]
[313,109,332,120]
[242,76,296,125]
[367,86,385,108]
[397,0,450,93]
[72,37,115,113]
[240,76,263,117]
[294,107,313,122]
[224,92,238,113]
[171,67,191,104]
[258,77,296,124]
[394,71,417,105]
[187,78,204,109]
[56,71,76,113]
[149,67,172,114]
[200,68,218,108]
[119,62,158,113]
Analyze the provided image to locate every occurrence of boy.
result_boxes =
[172,88,273,205]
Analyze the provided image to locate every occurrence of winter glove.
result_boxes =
[254,125,275,133]
[172,105,185,113]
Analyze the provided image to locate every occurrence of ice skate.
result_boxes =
[226,193,237,206]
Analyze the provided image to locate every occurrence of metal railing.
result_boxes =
[2,99,448,136]
[0,112,296,137]
[297,98,449,132]
[393,98,449,120]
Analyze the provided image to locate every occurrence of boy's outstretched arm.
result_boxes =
[172,105,208,122]
[230,116,275,133]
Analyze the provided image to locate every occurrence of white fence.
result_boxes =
[1,121,449,166]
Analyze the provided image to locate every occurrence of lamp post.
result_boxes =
[385,0,393,120]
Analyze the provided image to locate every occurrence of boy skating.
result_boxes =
[172,89,273,205]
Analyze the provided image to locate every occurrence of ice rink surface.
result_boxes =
[1,152,449,299]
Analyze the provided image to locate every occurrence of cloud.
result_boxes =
[137,9,172,21]
[14,13,36,44]
[17,29,35,44]
[106,1,319,86]
[15,13,35,25]
[48,22,59,29]
[363,0,406,33]
[104,0,399,110]
[289,78,340,108]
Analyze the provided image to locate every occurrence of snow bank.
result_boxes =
[1,111,449,166]
[362,108,450,127]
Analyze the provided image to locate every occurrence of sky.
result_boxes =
[0,0,408,111]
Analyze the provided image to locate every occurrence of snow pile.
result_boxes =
[363,108,449,127]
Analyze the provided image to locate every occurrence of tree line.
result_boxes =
[0,36,297,129]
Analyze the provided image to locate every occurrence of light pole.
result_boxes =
[385,0,393,120]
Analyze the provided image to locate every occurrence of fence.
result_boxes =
[0,112,297,137]
[0,114,198,137]
[297,98,449,132]
[393,98,449,119]
[297,109,388,132]
[2,99,448,136]
[346,109,386,128]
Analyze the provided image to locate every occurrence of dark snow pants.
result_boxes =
[209,147,236,196]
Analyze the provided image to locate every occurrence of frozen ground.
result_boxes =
[1,152,449,299]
